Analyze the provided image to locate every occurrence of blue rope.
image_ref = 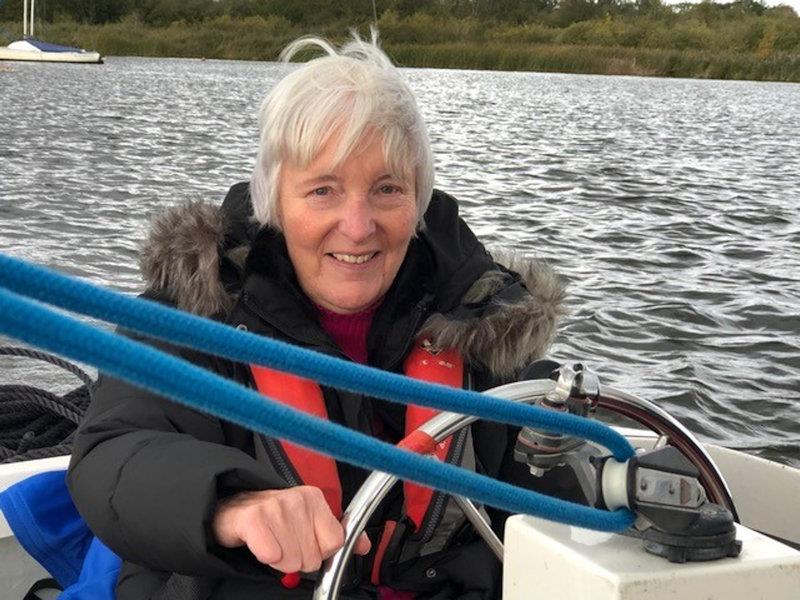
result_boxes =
[0,285,634,532]
[0,253,637,531]
[0,253,635,460]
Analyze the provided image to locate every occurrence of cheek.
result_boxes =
[283,218,324,274]
[381,208,416,274]
[389,207,418,246]
[282,204,321,251]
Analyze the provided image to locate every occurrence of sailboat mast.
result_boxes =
[30,0,35,37]
[23,0,28,37]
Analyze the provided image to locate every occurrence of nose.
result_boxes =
[337,195,376,242]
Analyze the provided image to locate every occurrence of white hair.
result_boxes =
[249,29,434,230]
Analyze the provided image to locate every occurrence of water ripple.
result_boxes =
[2,59,799,467]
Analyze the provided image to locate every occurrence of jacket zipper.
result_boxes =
[381,292,453,543]
[419,427,469,543]
[240,346,303,487]
[417,314,468,544]
[386,295,434,371]
[265,436,301,486]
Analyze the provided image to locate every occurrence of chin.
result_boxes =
[327,291,382,314]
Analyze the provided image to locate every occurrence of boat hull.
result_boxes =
[0,47,102,63]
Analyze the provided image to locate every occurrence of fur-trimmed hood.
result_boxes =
[140,185,566,377]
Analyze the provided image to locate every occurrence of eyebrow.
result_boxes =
[300,174,339,187]
[300,173,401,187]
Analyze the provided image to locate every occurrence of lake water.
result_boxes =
[1,57,798,467]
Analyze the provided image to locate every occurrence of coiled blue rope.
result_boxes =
[0,253,636,531]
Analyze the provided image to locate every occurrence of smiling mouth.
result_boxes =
[329,252,378,265]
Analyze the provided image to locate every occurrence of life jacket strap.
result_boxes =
[402,341,464,531]
[250,365,343,518]
[371,520,399,586]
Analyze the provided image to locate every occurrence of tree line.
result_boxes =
[2,0,798,80]
[1,0,796,28]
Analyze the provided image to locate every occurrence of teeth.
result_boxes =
[331,252,375,265]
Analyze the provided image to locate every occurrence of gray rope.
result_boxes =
[1,346,94,464]
[0,346,94,387]
[0,385,84,423]
[1,444,74,463]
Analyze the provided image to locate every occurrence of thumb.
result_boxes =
[353,532,372,556]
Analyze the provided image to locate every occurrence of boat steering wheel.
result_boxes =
[312,377,737,600]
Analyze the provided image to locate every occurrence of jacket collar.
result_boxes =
[139,184,566,378]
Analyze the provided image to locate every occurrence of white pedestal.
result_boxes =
[504,515,800,600]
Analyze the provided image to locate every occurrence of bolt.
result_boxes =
[668,483,676,495]
[426,568,437,579]
[640,479,648,491]
[529,466,546,477]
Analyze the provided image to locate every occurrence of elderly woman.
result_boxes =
[68,33,566,599]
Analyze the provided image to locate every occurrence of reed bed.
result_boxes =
[2,13,799,82]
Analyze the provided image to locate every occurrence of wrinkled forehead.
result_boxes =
[281,119,417,184]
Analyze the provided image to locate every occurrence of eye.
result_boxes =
[309,186,331,197]
[377,183,401,195]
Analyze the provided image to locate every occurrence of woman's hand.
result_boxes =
[212,486,371,573]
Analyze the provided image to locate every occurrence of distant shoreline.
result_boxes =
[388,42,800,82]
[2,15,799,83]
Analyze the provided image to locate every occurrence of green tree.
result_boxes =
[635,0,665,16]
[58,0,132,23]
[693,0,720,25]
[553,0,600,26]
[387,0,438,18]
[730,0,767,16]
[0,0,21,21]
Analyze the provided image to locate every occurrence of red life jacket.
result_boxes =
[249,339,464,530]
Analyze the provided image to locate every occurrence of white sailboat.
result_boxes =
[0,0,102,64]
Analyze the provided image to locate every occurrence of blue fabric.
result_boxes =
[0,470,119,599]
[26,38,84,53]
[0,252,636,532]
[59,537,119,600]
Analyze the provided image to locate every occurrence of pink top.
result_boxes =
[316,303,380,365]
[319,303,414,597]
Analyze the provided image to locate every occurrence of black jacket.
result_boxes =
[67,184,568,599]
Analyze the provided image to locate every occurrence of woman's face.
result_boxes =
[278,133,417,314]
